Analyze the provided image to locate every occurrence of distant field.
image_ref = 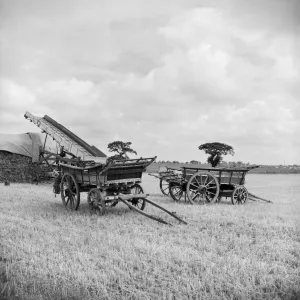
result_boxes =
[146,162,300,174]
[1,174,300,300]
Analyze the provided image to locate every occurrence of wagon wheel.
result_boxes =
[231,186,248,205]
[159,178,170,196]
[169,181,185,202]
[87,188,106,215]
[60,173,80,210]
[130,184,146,211]
[186,172,219,204]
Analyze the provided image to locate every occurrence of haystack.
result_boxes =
[0,150,34,182]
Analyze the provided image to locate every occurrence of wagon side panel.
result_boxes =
[105,165,144,184]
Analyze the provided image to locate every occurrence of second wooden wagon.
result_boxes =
[152,166,252,205]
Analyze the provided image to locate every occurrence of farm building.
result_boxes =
[0,132,57,183]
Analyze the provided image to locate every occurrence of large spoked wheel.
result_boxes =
[186,172,220,204]
[231,186,248,205]
[159,179,170,196]
[130,184,146,211]
[60,173,80,210]
[169,182,185,202]
[87,188,106,215]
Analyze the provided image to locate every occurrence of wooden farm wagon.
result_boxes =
[151,166,255,205]
[24,111,187,225]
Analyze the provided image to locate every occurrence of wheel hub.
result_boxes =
[238,194,245,202]
[198,185,207,193]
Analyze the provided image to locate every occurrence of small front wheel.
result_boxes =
[169,182,185,202]
[130,184,146,211]
[159,179,170,196]
[231,186,248,205]
[87,188,106,215]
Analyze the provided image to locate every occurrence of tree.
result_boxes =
[198,142,235,167]
[107,141,137,160]
[190,160,199,164]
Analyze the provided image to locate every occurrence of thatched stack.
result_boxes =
[0,151,35,183]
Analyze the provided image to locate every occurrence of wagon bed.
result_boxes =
[59,157,155,191]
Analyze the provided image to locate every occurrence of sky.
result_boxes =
[0,0,299,165]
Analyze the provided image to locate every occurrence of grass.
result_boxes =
[1,175,300,300]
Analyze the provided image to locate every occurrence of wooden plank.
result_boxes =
[106,178,141,184]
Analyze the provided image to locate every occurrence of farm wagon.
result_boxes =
[24,111,187,225]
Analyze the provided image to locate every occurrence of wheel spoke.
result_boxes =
[195,176,201,186]
[207,191,217,196]
[66,177,72,190]
[135,199,142,208]
[190,182,199,189]
[206,179,215,186]
[206,195,213,202]
[65,196,70,205]
[192,192,200,201]
[174,188,181,196]
[69,195,74,208]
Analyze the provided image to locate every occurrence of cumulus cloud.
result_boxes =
[0,0,299,164]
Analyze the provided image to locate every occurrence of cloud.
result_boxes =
[0,0,299,164]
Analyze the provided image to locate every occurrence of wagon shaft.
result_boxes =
[119,197,187,225]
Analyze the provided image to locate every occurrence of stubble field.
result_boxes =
[1,174,300,300]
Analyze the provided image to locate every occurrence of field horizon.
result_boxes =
[1,174,300,300]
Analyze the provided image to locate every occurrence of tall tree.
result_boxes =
[107,141,137,160]
[198,142,235,167]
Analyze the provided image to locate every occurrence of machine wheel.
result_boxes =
[231,186,248,205]
[169,182,184,202]
[130,184,146,211]
[186,172,220,204]
[87,188,106,215]
[60,173,80,210]
[159,179,170,196]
